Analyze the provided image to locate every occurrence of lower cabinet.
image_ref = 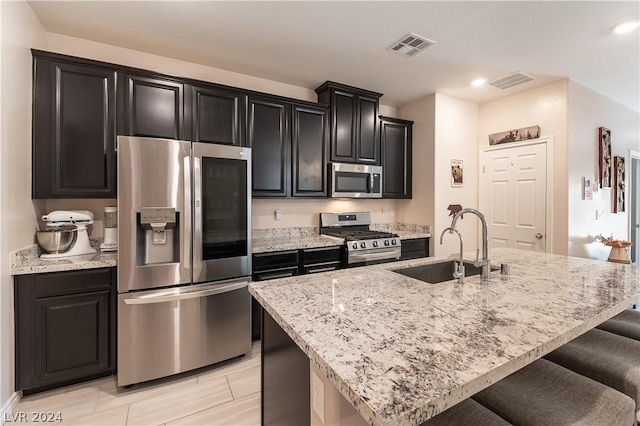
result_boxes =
[400,238,430,260]
[15,268,116,395]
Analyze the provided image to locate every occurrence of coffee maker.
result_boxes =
[100,206,118,252]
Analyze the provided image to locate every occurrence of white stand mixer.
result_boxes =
[41,210,96,259]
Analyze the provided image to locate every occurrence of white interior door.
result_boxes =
[630,152,640,264]
[483,141,548,252]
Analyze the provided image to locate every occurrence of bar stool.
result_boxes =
[597,309,640,341]
[472,358,636,425]
[421,399,511,426]
[544,328,640,406]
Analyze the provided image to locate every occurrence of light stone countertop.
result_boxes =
[248,248,640,426]
[251,225,431,254]
[11,225,432,274]
[11,243,117,276]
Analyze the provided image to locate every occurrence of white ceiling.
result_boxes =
[27,1,640,111]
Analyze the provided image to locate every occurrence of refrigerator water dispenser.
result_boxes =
[138,207,178,264]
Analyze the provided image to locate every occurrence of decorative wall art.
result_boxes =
[488,125,540,145]
[451,159,463,187]
[613,156,625,213]
[598,127,612,188]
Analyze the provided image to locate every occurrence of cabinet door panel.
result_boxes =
[193,86,246,146]
[381,117,412,199]
[35,291,110,384]
[125,75,183,139]
[248,97,290,197]
[292,105,328,197]
[33,58,116,198]
[357,96,380,164]
[331,91,357,162]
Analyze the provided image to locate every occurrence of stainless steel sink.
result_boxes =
[392,260,499,284]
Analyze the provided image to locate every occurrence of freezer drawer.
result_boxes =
[117,279,251,386]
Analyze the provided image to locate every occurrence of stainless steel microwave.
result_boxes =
[330,163,382,198]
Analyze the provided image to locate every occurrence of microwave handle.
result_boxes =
[369,174,374,193]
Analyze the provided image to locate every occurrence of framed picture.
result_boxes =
[488,125,540,145]
[598,127,612,188]
[613,156,625,213]
[451,159,463,187]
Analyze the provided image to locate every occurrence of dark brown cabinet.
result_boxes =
[191,84,246,146]
[316,81,382,165]
[119,73,184,139]
[380,116,413,199]
[292,104,329,197]
[400,238,429,260]
[32,53,116,199]
[15,268,116,395]
[248,95,329,198]
[248,96,291,197]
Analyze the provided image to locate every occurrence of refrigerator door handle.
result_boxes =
[183,155,192,272]
[123,281,248,305]
[192,156,203,279]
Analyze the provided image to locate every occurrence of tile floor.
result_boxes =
[7,342,261,426]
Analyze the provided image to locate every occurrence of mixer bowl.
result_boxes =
[36,226,77,254]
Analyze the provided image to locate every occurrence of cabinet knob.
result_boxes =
[535,233,543,240]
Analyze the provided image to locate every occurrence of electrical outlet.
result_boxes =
[274,209,282,221]
[311,370,325,423]
[596,209,604,220]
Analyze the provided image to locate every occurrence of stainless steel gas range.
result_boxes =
[320,212,401,266]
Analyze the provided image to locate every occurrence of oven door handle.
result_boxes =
[349,248,401,262]
[123,281,247,305]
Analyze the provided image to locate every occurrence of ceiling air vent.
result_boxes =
[388,33,435,57]
[487,71,534,90]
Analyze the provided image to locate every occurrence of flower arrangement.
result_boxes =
[596,234,633,248]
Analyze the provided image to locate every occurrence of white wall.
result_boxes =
[397,94,480,257]
[433,94,480,257]
[397,95,436,252]
[479,81,569,255]
[567,80,640,260]
[0,0,46,413]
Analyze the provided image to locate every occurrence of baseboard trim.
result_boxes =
[1,391,22,425]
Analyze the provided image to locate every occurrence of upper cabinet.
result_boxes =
[315,81,382,165]
[32,53,116,199]
[291,103,329,197]
[380,116,413,199]
[118,73,185,140]
[191,84,246,146]
[248,95,329,198]
[248,95,291,197]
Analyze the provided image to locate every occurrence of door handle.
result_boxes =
[123,281,247,305]
[535,233,544,240]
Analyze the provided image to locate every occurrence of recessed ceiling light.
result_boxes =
[612,19,640,34]
[471,79,487,87]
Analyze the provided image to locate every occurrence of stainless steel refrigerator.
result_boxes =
[117,136,252,387]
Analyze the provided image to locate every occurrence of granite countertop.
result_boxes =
[252,224,431,254]
[11,243,117,276]
[248,248,640,426]
[11,225,432,274]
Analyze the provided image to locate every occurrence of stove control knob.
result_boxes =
[384,240,390,246]
[360,242,366,248]
[391,239,397,245]
[373,241,378,247]
[352,243,358,249]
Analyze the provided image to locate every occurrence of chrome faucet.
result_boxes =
[450,208,491,279]
[440,227,465,283]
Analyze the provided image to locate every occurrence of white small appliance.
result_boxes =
[100,206,118,252]
[41,210,96,259]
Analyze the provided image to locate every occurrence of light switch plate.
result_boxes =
[274,209,282,221]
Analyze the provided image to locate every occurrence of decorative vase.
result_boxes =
[608,246,631,264]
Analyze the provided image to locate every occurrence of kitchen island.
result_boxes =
[248,248,640,426]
